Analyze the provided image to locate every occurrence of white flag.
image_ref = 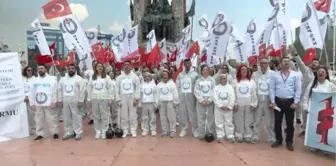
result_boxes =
[111,28,127,62]
[125,25,139,59]
[159,38,167,63]
[85,30,98,46]
[59,16,91,58]
[245,20,259,57]
[146,30,157,52]
[320,15,329,41]
[30,19,51,56]
[299,1,324,50]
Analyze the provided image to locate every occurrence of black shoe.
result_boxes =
[286,144,294,151]
[271,141,282,148]
[299,131,305,137]
[53,134,59,140]
[112,123,117,129]
[34,135,43,141]
[88,119,94,125]
[296,119,301,124]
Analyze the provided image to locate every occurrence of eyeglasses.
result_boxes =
[27,69,32,71]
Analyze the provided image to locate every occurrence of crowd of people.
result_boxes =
[22,46,336,153]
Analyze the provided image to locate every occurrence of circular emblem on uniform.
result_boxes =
[239,85,249,94]
[218,92,228,100]
[201,85,210,93]
[144,88,152,95]
[259,82,269,92]
[182,81,191,90]
[36,92,48,104]
[24,84,30,93]
[123,82,132,91]
[94,83,104,91]
[64,85,74,93]
[161,87,169,95]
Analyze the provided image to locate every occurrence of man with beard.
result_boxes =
[176,59,199,138]
[58,64,86,140]
[290,46,320,137]
[29,64,59,140]
[270,56,301,151]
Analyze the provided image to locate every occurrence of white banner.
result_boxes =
[245,20,259,57]
[207,21,231,57]
[112,28,127,62]
[320,15,329,41]
[299,1,324,50]
[159,38,167,63]
[0,52,29,142]
[85,30,98,46]
[59,16,92,58]
[127,25,139,56]
[30,18,51,56]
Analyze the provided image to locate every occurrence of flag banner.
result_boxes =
[30,19,51,56]
[42,0,72,20]
[305,91,336,153]
[319,15,330,41]
[85,30,98,46]
[111,28,127,62]
[121,25,139,61]
[245,20,259,57]
[159,39,167,63]
[299,1,324,50]
[0,52,29,142]
[207,20,231,57]
[59,16,91,56]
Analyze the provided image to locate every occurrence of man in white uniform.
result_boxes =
[30,64,59,140]
[116,61,141,137]
[58,64,86,140]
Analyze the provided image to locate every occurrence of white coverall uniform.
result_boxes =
[116,71,141,137]
[84,70,94,120]
[233,79,258,142]
[29,75,58,137]
[58,74,86,137]
[140,80,158,135]
[251,69,276,144]
[293,56,314,133]
[329,70,336,85]
[213,83,235,140]
[176,70,199,137]
[87,75,114,139]
[156,80,179,136]
[110,79,119,126]
[194,76,216,139]
[23,76,36,135]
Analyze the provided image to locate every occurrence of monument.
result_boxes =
[130,0,191,44]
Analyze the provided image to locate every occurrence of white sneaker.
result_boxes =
[101,134,106,139]
[142,131,148,137]
[176,122,179,126]
[192,131,199,138]
[95,133,101,139]
[122,133,128,138]
[179,130,187,137]
[151,131,157,136]
[131,132,137,138]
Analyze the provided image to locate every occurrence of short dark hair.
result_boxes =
[183,59,191,63]
[123,60,131,65]
[37,64,47,69]
[312,58,320,63]
[271,59,279,66]
[280,56,290,62]
[67,63,76,68]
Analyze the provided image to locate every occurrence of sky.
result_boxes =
[0,0,325,55]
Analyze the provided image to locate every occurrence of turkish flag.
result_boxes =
[42,0,72,20]
[185,41,200,59]
[169,49,178,62]
[248,56,258,66]
[201,53,207,63]
[314,0,332,13]
[303,48,317,64]
[36,54,52,65]
[64,52,75,65]
[146,43,161,66]
[92,42,105,59]
[174,60,184,83]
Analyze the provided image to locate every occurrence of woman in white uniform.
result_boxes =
[22,66,36,135]
[213,74,235,143]
[302,66,336,154]
[194,65,216,140]
[233,65,258,143]
[87,63,114,139]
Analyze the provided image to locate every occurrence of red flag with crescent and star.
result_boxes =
[42,0,72,20]
[314,0,332,13]
[303,48,317,65]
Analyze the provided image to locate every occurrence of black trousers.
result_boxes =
[274,97,295,144]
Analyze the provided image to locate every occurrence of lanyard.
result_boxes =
[280,71,291,83]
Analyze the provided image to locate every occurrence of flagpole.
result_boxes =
[191,16,194,41]
[333,0,336,70]
[275,18,283,57]
[310,0,330,66]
